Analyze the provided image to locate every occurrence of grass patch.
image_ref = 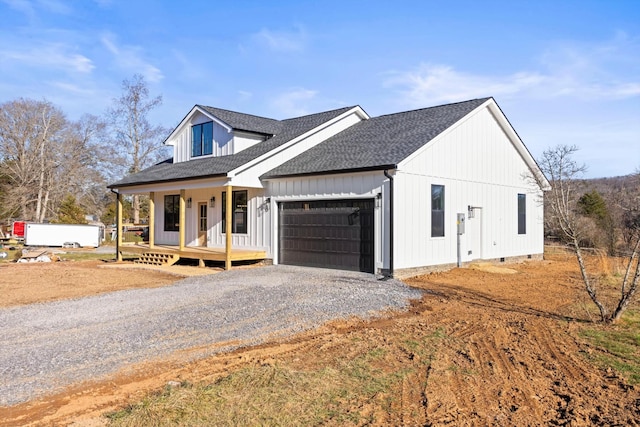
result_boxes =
[58,251,114,262]
[1,246,115,263]
[580,309,640,384]
[106,327,447,426]
[107,360,399,426]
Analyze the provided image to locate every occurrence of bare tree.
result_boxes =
[57,114,110,219]
[107,74,169,223]
[539,145,640,323]
[0,99,108,223]
[0,98,65,221]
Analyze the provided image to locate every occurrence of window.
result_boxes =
[518,193,526,234]
[164,195,180,231]
[431,184,445,237]
[191,122,213,157]
[222,190,248,234]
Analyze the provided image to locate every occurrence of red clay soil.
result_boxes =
[0,254,638,426]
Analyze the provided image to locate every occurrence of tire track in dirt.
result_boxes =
[407,263,640,426]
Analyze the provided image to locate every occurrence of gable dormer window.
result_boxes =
[192,122,213,157]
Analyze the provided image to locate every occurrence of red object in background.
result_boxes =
[12,221,26,238]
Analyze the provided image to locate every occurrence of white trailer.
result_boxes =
[24,223,102,248]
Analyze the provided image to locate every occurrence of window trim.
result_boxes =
[518,193,526,235]
[222,190,248,234]
[191,121,214,158]
[163,194,180,232]
[431,184,445,238]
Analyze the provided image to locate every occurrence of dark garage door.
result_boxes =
[279,199,374,273]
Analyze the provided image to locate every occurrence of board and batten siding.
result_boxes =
[171,112,266,163]
[393,105,544,270]
[152,188,270,252]
[265,171,390,270]
[234,131,264,153]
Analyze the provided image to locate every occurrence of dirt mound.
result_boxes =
[468,261,519,274]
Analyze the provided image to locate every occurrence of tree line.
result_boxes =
[0,74,169,226]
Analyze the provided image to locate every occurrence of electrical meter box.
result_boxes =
[457,213,466,235]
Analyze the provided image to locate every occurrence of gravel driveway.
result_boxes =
[0,265,422,406]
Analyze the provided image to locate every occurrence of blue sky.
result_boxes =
[0,0,638,178]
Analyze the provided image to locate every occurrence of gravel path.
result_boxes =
[0,265,422,406]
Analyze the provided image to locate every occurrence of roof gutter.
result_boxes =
[383,169,394,278]
[262,164,397,180]
[107,172,228,190]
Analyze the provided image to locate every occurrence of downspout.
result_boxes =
[383,170,394,278]
[109,188,119,261]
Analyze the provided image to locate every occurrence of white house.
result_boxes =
[108,97,549,278]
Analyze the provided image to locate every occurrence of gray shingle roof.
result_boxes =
[198,105,282,135]
[262,98,490,178]
[108,106,355,188]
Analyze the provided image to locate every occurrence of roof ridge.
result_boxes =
[373,97,491,119]
[281,105,358,122]
[197,105,281,123]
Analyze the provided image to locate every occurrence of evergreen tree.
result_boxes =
[53,195,87,224]
[578,190,615,254]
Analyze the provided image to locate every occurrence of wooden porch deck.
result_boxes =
[119,243,267,264]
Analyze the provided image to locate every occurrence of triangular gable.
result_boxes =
[163,105,233,146]
[397,98,550,190]
[486,99,551,190]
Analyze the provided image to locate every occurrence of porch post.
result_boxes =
[148,192,155,249]
[116,192,123,262]
[225,184,232,270]
[179,189,186,251]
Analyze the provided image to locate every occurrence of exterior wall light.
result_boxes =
[210,196,216,208]
[186,197,192,209]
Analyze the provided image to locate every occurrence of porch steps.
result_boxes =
[134,252,180,266]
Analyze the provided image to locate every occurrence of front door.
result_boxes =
[198,202,208,246]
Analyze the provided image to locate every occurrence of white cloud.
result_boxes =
[50,80,95,95]
[253,25,306,52]
[0,42,94,73]
[384,35,640,107]
[100,32,163,82]
[270,88,318,117]
[384,65,547,105]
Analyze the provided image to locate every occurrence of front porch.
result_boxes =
[121,243,267,267]
[115,185,256,270]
